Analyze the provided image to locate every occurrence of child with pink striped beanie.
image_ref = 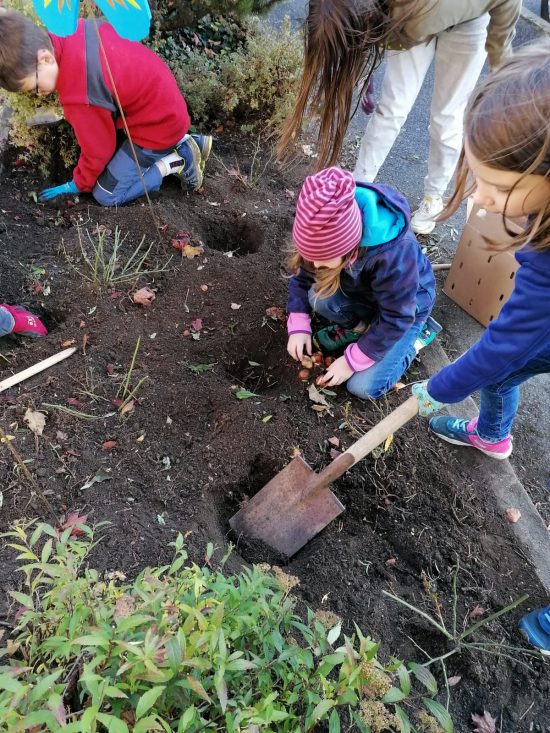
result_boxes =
[287,166,438,398]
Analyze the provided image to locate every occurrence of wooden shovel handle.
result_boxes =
[313,396,419,488]
[0,347,77,393]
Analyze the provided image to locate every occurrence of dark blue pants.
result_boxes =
[93,140,171,207]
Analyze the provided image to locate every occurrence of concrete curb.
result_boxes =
[520,6,550,35]
[420,341,550,594]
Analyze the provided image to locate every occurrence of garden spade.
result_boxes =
[229,396,419,556]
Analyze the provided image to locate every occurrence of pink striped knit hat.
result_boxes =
[292,167,362,261]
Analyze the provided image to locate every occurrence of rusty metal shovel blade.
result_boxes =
[229,396,420,557]
[229,455,345,557]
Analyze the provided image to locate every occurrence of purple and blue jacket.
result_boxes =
[287,182,435,368]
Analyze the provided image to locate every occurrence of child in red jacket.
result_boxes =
[0,12,212,206]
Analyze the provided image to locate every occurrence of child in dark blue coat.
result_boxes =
[412,44,550,654]
[286,166,436,399]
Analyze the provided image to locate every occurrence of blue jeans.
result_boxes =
[0,305,14,337]
[93,140,169,207]
[309,288,427,399]
[477,344,550,441]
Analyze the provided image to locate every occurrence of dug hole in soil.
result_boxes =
[0,136,548,731]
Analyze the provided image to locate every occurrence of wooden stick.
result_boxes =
[0,347,77,393]
[432,263,451,272]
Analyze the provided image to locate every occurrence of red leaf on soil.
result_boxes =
[14,606,29,621]
[52,701,66,726]
[182,329,191,337]
[328,436,340,448]
[200,284,208,292]
[265,306,287,323]
[111,398,123,408]
[79,320,86,328]
[67,397,82,408]
[171,233,191,251]
[58,512,88,538]
[110,290,123,299]
[101,440,117,451]
[471,711,497,733]
[191,318,203,332]
[329,448,341,460]
[385,558,397,567]
[106,363,114,375]
[32,281,42,294]
[56,430,68,442]
[469,605,487,621]
[132,287,156,307]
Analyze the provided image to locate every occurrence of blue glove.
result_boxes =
[412,380,447,417]
[39,180,80,202]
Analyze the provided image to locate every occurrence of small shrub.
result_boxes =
[152,15,303,132]
[0,522,455,732]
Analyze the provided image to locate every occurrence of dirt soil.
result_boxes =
[0,138,549,732]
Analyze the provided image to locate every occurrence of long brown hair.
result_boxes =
[277,0,419,169]
[287,247,360,300]
[443,43,550,252]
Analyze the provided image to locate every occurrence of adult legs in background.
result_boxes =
[353,41,435,183]
[412,14,489,233]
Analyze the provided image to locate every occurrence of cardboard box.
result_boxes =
[443,206,524,327]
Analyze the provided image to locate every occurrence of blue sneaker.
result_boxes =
[414,316,442,354]
[173,136,203,190]
[190,134,213,173]
[519,604,550,655]
[429,416,513,460]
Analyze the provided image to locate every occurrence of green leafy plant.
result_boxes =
[0,522,455,732]
[151,15,302,131]
[186,362,217,375]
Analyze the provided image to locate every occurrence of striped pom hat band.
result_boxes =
[292,166,363,261]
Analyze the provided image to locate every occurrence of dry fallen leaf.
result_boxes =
[62,339,76,347]
[308,383,330,407]
[330,448,341,460]
[265,306,287,323]
[328,436,340,448]
[469,605,487,621]
[191,318,203,332]
[200,284,208,292]
[119,400,135,416]
[101,440,117,451]
[182,244,204,259]
[385,558,397,567]
[505,507,521,523]
[447,675,461,687]
[24,408,46,436]
[132,287,155,307]
[471,711,497,733]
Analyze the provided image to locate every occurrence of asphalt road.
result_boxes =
[267,2,550,503]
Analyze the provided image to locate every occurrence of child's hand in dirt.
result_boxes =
[287,333,312,362]
[317,355,353,387]
[412,381,446,416]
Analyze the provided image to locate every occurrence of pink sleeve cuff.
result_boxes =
[344,343,375,372]
[287,312,312,335]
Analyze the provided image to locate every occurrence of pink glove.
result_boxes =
[0,304,47,338]
[360,77,375,115]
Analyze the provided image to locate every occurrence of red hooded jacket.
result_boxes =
[50,20,190,191]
